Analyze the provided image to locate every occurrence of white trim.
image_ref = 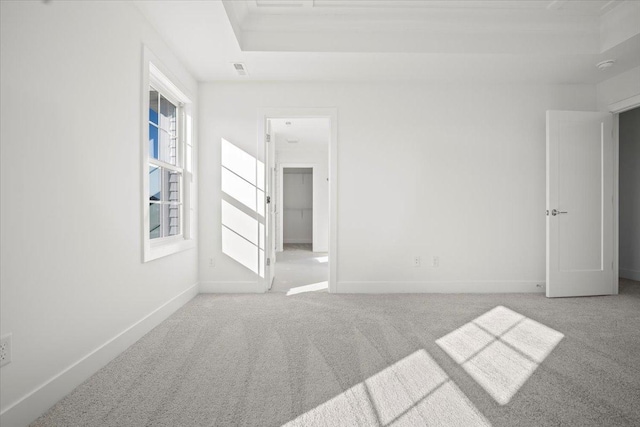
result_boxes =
[608,95,640,294]
[620,269,640,281]
[258,108,338,294]
[0,283,199,427]
[337,281,545,294]
[199,281,264,293]
[608,94,640,115]
[149,63,189,106]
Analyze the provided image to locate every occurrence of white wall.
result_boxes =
[199,82,595,293]
[283,170,313,245]
[0,2,198,426]
[597,66,640,111]
[619,107,640,281]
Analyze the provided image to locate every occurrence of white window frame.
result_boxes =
[142,48,195,262]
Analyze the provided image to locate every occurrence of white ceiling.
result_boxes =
[133,0,640,84]
[248,1,620,14]
[271,118,330,151]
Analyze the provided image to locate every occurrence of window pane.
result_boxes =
[150,203,161,239]
[162,169,181,203]
[149,165,161,201]
[159,129,177,165]
[163,203,181,237]
[160,95,176,133]
[149,124,159,160]
[149,89,159,125]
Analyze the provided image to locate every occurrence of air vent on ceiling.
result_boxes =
[596,59,615,71]
[232,63,248,76]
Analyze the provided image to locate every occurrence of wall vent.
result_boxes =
[287,139,299,144]
[232,63,248,76]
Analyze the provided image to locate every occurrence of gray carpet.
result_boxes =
[33,280,640,426]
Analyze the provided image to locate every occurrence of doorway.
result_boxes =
[545,102,640,297]
[260,113,334,294]
[283,167,313,249]
[618,106,640,290]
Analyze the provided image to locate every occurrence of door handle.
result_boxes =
[551,209,568,216]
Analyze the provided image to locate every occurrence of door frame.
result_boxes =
[278,163,316,252]
[257,108,338,293]
[609,94,640,294]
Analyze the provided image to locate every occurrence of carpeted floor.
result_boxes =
[32,279,640,426]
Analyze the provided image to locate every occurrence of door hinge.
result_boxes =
[546,209,549,216]
[267,258,271,266]
[266,134,271,143]
[266,196,271,204]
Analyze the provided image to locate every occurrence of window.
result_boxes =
[148,87,182,239]
[142,54,194,262]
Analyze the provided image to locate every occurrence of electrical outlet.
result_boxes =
[413,256,421,267]
[1,334,12,367]
[209,258,215,268]
[432,256,440,268]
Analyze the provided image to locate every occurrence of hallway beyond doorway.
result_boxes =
[271,244,328,294]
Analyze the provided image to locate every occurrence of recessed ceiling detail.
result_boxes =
[134,0,639,84]
[223,0,629,55]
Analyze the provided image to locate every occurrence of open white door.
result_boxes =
[546,110,614,297]
[265,122,276,289]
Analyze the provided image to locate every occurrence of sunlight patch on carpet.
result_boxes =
[282,350,490,426]
[436,306,564,405]
[286,281,329,296]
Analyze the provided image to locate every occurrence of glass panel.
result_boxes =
[150,203,161,239]
[159,129,177,165]
[160,95,176,133]
[162,169,181,203]
[149,89,159,125]
[149,124,159,159]
[149,165,161,201]
[163,203,181,237]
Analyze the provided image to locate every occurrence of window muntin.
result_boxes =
[148,85,183,240]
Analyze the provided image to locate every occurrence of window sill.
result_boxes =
[144,237,195,263]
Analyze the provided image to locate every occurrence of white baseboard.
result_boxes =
[0,283,199,427]
[283,239,312,244]
[199,281,264,293]
[336,280,545,294]
[620,268,640,281]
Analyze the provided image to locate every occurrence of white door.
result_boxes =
[266,125,277,289]
[546,110,614,297]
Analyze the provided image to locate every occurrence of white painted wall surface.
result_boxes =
[619,107,640,281]
[0,2,198,425]
[283,170,313,244]
[198,82,596,293]
[597,66,640,110]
